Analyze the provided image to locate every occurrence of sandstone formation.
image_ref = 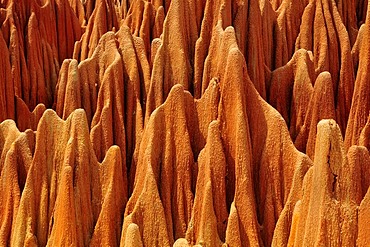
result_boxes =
[0,0,370,246]
[273,120,367,246]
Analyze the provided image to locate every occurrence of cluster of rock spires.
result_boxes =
[0,0,370,246]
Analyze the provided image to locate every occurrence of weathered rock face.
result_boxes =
[0,0,369,246]
[273,120,365,246]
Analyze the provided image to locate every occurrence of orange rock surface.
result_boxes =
[0,0,369,246]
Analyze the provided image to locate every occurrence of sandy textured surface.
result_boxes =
[0,0,369,246]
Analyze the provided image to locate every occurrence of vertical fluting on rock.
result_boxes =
[73,0,119,61]
[269,49,315,139]
[185,120,227,245]
[345,3,370,149]
[124,85,195,244]
[296,0,355,133]
[294,71,336,159]
[146,0,199,115]
[273,0,309,69]
[0,0,82,119]
[0,125,35,246]
[279,119,367,246]
[1,0,370,246]
[6,109,127,246]
[271,155,312,247]
[233,0,267,99]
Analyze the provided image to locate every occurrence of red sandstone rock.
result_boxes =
[15,99,46,131]
[275,120,369,246]
[345,2,370,149]
[294,71,336,159]
[197,24,311,246]
[73,0,119,60]
[358,184,370,246]
[124,0,164,57]
[273,0,309,69]
[357,0,369,26]
[1,0,370,246]
[146,0,199,113]
[7,110,127,246]
[0,122,35,245]
[185,120,227,245]
[0,0,81,115]
[359,115,370,150]
[124,83,219,244]
[296,0,355,133]
[271,156,312,246]
[269,48,315,139]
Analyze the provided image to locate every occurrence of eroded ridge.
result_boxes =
[0,0,369,246]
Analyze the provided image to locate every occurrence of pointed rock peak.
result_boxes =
[37,109,64,129]
[148,83,189,120]
[221,26,239,49]
[166,84,186,103]
[200,22,239,95]
[314,71,332,89]
[74,0,118,60]
[55,59,81,120]
[271,155,313,247]
[35,108,91,153]
[186,119,227,243]
[101,144,121,162]
[344,10,370,149]
[269,48,315,133]
[208,120,220,137]
[293,48,315,66]
[123,80,198,242]
[54,0,82,62]
[68,108,90,128]
[124,223,144,247]
[0,119,19,137]
[0,129,35,246]
[359,115,370,150]
[290,50,315,132]
[194,77,220,120]
[225,202,242,247]
[296,0,355,133]
[149,0,198,99]
[89,31,119,61]
[273,0,310,68]
[16,101,46,132]
[40,108,88,131]
[315,119,345,162]
[0,119,21,170]
[313,119,345,197]
[96,144,127,213]
[173,238,190,247]
[303,71,336,158]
